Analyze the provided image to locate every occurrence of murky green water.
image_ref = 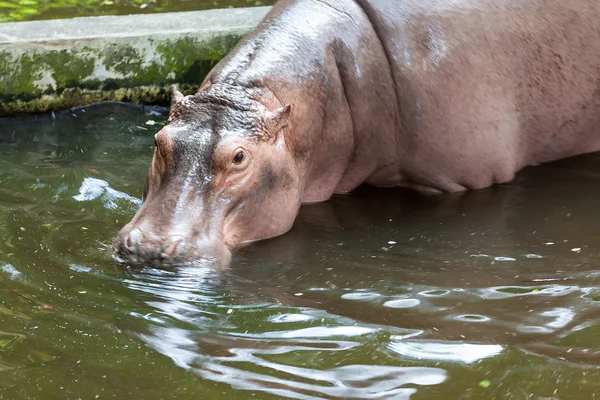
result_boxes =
[0,0,273,23]
[1,102,600,399]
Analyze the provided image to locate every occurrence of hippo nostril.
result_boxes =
[162,238,183,258]
[125,228,143,252]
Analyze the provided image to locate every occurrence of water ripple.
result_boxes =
[229,326,378,339]
[269,313,317,323]
[389,340,503,364]
[72,177,141,210]
[1,264,21,280]
[341,292,383,301]
[195,363,446,400]
[478,285,580,299]
[138,325,446,400]
[383,299,421,309]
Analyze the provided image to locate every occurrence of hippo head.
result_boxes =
[113,85,301,268]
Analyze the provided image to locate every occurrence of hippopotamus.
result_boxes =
[113,0,600,267]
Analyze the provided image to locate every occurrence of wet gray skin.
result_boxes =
[1,103,600,399]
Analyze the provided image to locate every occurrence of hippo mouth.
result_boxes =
[112,247,232,271]
[112,253,228,271]
[112,227,233,270]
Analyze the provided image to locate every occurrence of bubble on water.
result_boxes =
[479,285,579,299]
[518,325,551,334]
[454,314,491,323]
[494,256,516,261]
[341,292,382,301]
[73,177,141,210]
[524,253,544,259]
[418,290,449,297]
[383,299,421,309]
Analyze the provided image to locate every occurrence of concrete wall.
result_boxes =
[0,7,270,116]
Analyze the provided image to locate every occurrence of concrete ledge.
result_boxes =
[0,7,271,116]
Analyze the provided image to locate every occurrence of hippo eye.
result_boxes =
[233,150,244,165]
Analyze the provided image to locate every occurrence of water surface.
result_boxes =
[0,103,599,399]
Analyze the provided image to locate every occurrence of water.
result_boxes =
[1,102,600,399]
[0,0,273,23]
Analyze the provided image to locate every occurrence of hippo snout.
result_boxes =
[121,227,179,258]
[114,225,231,269]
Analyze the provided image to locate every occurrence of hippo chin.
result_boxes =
[114,0,600,268]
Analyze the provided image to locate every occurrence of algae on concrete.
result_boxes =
[0,7,270,116]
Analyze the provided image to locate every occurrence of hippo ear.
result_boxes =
[264,104,291,141]
[171,86,185,108]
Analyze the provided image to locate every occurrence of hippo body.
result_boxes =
[114,0,600,266]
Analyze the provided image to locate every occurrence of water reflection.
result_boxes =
[193,361,446,399]
[135,311,447,399]
[388,340,503,364]
[2,103,600,399]
[123,263,449,398]
[119,149,600,397]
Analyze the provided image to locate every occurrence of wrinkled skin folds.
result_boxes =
[114,0,600,268]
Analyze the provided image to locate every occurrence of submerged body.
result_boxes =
[114,0,600,266]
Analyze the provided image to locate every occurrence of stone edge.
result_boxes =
[0,7,271,116]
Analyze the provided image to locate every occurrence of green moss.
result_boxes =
[102,43,143,76]
[0,51,41,95]
[0,31,246,116]
[155,35,232,82]
[37,49,97,88]
[99,35,243,88]
[0,83,199,115]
